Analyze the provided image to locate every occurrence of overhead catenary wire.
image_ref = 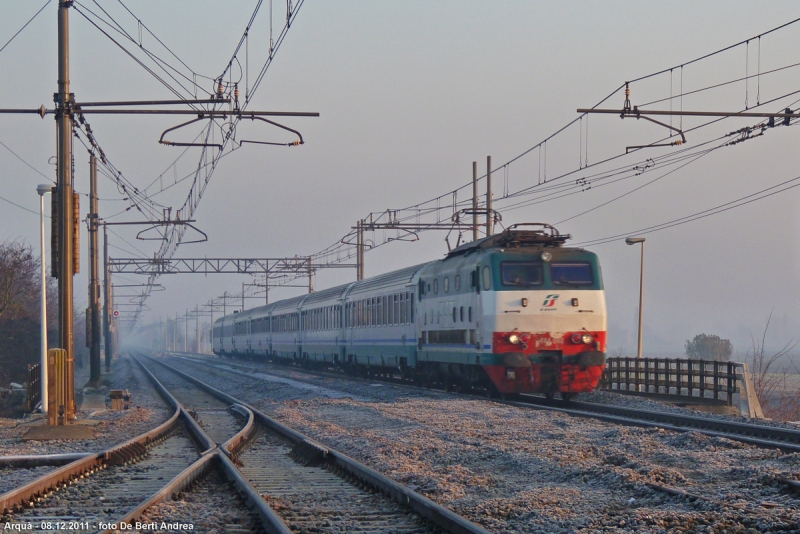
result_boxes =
[0,139,54,183]
[574,173,800,248]
[0,0,51,56]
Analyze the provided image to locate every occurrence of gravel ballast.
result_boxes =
[0,355,171,456]
[163,354,800,533]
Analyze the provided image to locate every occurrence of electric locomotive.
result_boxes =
[214,224,607,398]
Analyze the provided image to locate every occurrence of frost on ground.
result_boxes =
[170,356,800,533]
[0,355,170,456]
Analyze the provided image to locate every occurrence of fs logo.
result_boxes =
[541,294,559,307]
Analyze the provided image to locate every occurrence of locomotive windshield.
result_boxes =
[501,262,543,287]
[551,262,594,286]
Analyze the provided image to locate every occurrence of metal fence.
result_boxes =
[28,363,41,413]
[602,357,738,406]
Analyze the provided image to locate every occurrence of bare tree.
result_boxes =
[0,241,37,319]
[747,311,800,421]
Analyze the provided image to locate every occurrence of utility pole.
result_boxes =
[88,154,101,384]
[242,283,246,313]
[103,224,113,371]
[472,161,478,242]
[184,309,188,352]
[308,258,314,293]
[209,304,213,354]
[485,156,493,237]
[195,306,199,353]
[55,1,76,422]
[356,220,364,281]
[173,312,177,351]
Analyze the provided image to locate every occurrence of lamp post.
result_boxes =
[625,237,646,359]
[37,184,54,412]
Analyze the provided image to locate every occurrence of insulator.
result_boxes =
[234,86,240,100]
[625,83,630,98]
[217,80,224,98]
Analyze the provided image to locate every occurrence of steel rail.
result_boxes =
[0,376,182,514]
[117,354,291,534]
[172,352,800,454]
[143,353,492,534]
[221,404,255,458]
[510,395,800,452]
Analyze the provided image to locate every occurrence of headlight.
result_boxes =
[508,334,521,344]
[541,251,552,262]
[571,333,594,345]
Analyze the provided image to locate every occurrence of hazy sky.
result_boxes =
[2,1,800,358]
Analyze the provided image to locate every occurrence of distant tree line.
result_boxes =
[685,333,732,362]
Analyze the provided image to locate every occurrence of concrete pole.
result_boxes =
[637,242,645,359]
[308,258,314,294]
[472,161,478,242]
[174,312,177,350]
[37,185,53,411]
[486,156,493,237]
[88,154,101,384]
[242,283,245,313]
[195,306,199,353]
[209,303,214,354]
[356,220,364,281]
[103,224,112,371]
[56,0,76,422]
[184,309,188,352]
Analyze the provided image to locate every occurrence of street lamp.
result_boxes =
[37,184,54,412]
[625,237,646,359]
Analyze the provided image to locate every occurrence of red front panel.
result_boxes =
[484,331,606,394]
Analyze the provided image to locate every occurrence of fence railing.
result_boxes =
[602,357,738,406]
[28,363,41,413]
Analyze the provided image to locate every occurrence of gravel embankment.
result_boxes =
[0,465,54,494]
[0,354,171,456]
[163,355,800,533]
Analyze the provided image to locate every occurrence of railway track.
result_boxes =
[137,352,491,534]
[169,351,800,455]
[0,353,273,534]
[154,352,800,529]
[1,351,490,533]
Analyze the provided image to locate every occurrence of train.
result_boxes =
[213,223,607,399]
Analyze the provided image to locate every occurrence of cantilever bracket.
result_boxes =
[237,116,304,147]
[624,107,687,153]
[387,231,419,243]
[136,222,208,244]
[159,116,223,150]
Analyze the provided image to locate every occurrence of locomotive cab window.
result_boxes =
[501,262,543,288]
[551,262,594,286]
[482,266,492,291]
